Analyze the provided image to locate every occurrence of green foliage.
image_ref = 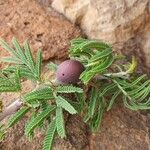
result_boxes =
[24,41,35,71]
[0,38,150,150]
[25,106,56,138]
[0,124,6,141]
[107,90,121,111]
[113,75,150,110]
[43,119,56,150]
[69,38,114,84]
[84,87,99,122]
[46,62,58,71]
[8,106,30,127]
[56,85,83,93]
[0,38,42,81]
[0,69,21,92]
[90,97,106,132]
[56,107,66,138]
[74,93,86,113]
[23,86,54,104]
[35,50,42,79]
[84,87,107,131]
[3,65,38,81]
[55,95,77,114]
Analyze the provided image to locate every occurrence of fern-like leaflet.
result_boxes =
[69,38,114,84]
[56,85,83,93]
[56,107,66,138]
[8,106,30,127]
[0,38,42,81]
[43,119,56,150]
[90,97,106,132]
[84,87,99,122]
[3,65,38,81]
[107,90,121,111]
[25,106,56,138]
[23,86,54,104]
[84,83,119,130]
[0,124,6,141]
[0,69,21,92]
[113,76,150,110]
[46,62,58,72]
[55,95,77,114]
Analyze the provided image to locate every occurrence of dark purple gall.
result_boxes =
[56,60,85,84]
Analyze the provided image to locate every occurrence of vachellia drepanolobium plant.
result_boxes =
[0,38,149,150]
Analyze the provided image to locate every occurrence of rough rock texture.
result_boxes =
[52,0,150,74]
[90,103,150,150]
[0,0,81,61]
[37,0,53,6]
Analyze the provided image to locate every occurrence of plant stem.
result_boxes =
[0,99,23,122]
[104,71,129,79]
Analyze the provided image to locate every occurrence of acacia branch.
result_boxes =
[0,99,23,122]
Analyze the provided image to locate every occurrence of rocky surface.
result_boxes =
[52,0,150,75]
[90,103,150,150]
[0,0,81,61]
[0,0,150,150]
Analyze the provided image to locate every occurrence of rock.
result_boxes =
[0,117,44,150]
[89,103,150,150]
[37,0,53,6]
[65,115,89,150]
[53,115,89,150]
[0,0,81,61]
[52,0,150,74]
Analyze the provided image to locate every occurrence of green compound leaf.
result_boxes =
[113,76,150,110]
[23,86,54,103]
[43,119,56,150]
[84,87,99,122]
[0,39,19,58]
[89,97,106,132]
[56,107,66,138]
[0,57,22,64]
[87,48,112,66]
[80,55,114,84]
[8,106,30,127]
[2,66,37,81]
[56,85,83,94]
[0,69,21,92]
[12,37,27,64]
[0,38,42,82]
[24,41,35,72]
[19,66,39,81]
[25,106,56,138]
[46,62,58,71]
[55,96,77,114]
[69,38,114,84]
[0,124,6,141]
[107,90,121,111]
[35,50,42,80]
